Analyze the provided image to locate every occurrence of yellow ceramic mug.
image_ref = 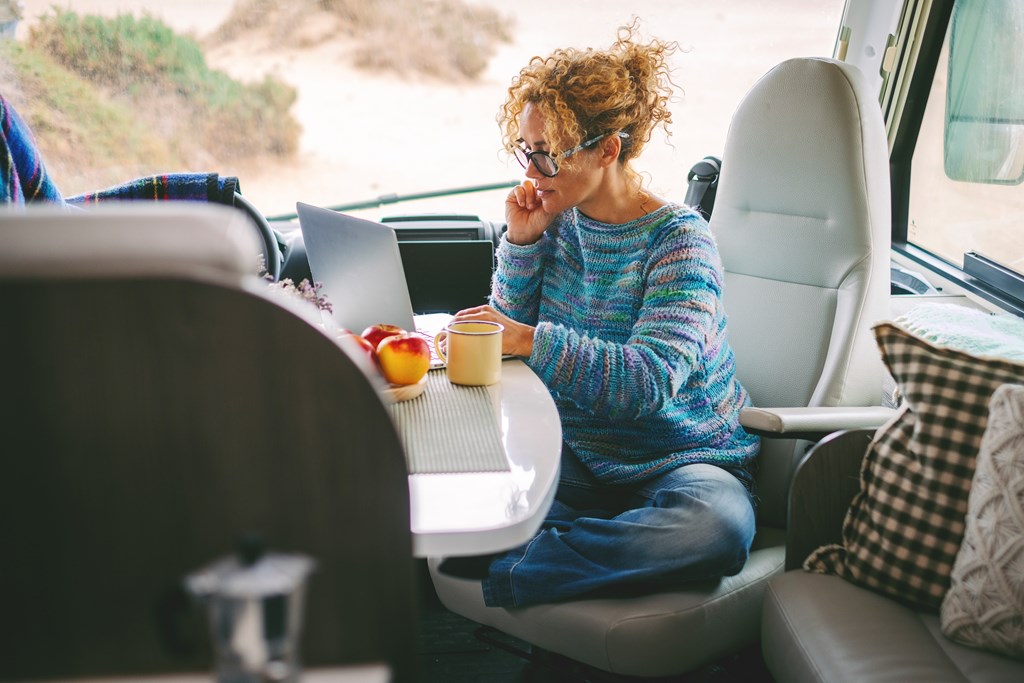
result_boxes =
[434,321,504,386]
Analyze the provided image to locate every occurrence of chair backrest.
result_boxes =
[0,204,417,682]
[710,58,891,528]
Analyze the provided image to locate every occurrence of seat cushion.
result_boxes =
[429,528,784,677]
[763,571,1024,683]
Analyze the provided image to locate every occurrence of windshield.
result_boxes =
[3,0,843,222]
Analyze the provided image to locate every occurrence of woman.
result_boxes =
[442,23,760,608]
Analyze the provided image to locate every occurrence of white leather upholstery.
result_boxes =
[429,57,892,677]
[763,571,1024,683]
[740,405,896,435]
[430,529,785,676]
[715,57,891,529]
[0,203,260,285]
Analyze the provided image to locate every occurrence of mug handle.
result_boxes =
[434,330,448,364]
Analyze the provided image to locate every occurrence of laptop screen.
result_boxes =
[398,240,494,314]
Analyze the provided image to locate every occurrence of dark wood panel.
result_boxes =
[0,279,418,682]
[785,429,873,571]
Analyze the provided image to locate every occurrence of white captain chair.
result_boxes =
[427,57,893,678]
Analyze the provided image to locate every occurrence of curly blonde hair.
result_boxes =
[498,20,677,177]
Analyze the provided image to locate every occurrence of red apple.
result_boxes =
[361,323,406,351]
[376,333,430,385]
[337,330,379,367]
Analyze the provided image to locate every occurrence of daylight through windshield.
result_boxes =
[2,0,843,221]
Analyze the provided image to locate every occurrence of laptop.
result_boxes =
[296,202,493,365]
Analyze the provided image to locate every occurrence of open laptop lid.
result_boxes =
[296,202,416,334]
[397,240,493,314]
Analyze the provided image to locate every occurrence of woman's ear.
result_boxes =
[597,135,622,168]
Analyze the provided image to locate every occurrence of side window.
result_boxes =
[903,0,1024,307]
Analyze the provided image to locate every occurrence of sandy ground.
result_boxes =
[17,0,841,221]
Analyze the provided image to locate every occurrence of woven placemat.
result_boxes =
[389,371,509,474]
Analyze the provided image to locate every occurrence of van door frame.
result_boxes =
[885,0,1024,316]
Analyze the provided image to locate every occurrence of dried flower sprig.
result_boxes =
[268,277,334,314]
[257,254,333,314]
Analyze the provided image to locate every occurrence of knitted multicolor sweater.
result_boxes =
[491,203,759,486]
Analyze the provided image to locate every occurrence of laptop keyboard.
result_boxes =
[412,313,452,369]
[415,329,445,368]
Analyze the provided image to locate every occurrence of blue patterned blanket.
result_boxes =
[1,93,62,204]
[66,173,239,206]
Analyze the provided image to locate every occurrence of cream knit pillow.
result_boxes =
[940,383,1024,659]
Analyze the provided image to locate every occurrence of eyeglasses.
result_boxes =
[513,131,630,178]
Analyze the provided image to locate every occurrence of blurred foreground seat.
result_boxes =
[0,204,417,682]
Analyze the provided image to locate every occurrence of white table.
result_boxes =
[406,359,562,558]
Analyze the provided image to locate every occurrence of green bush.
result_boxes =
[29,11,206,93]
[0,40,179,190]
[27,9,299,161]
[213,0,512,80]
[352,0,509,79]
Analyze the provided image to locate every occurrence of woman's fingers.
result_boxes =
[454,305,509,327]
[452,304,495,321]
[520,180,537,209]
[508,180,537,211]
[505,180,552,245]
[452,306,534,357]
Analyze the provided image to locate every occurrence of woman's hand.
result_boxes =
[505,180,556,246]
[452,305,535,358]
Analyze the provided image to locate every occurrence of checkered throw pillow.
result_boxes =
[804,322,1024,611]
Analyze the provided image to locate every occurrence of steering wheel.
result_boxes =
[234,192,282,282]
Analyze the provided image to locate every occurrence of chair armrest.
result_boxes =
[784,428,873,570]
[739,405,895,441]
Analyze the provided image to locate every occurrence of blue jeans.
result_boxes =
[482,446,756,607]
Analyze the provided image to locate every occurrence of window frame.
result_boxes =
[887,0,1024,316]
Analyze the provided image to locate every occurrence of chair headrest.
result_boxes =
[712,57,890,289]
[0,203,261,286]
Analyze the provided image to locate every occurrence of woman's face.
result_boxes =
[517,102,602,214]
